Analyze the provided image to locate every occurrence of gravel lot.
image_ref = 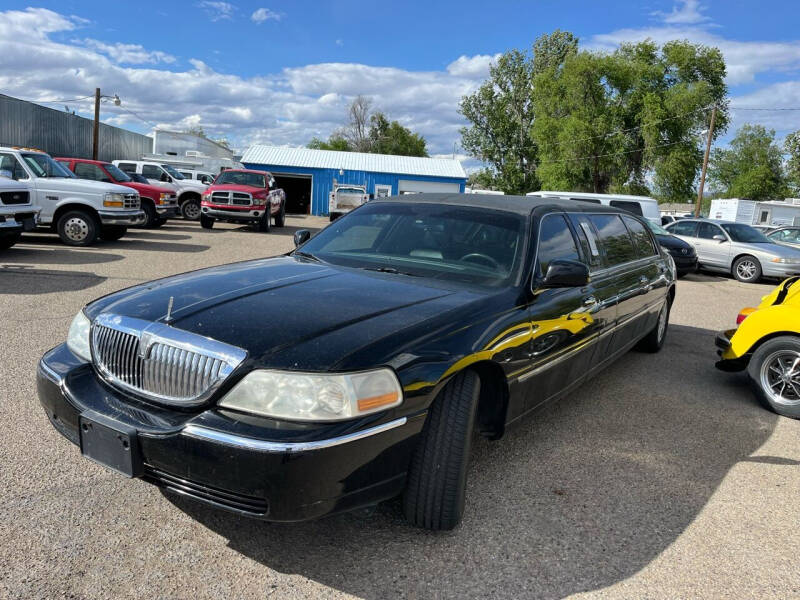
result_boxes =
[1,217,798,600]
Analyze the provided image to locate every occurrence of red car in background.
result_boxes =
[56,158,179,228]
[200,168,285,232]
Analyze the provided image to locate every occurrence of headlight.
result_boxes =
[218,368,403,421]
[158,192,169,204]
[771,257,800,264]
[66,310,92,362]
[103,192,125,207]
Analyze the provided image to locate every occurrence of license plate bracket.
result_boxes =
[79,412,143,478]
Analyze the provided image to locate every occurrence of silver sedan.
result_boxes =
[664,218,800,283]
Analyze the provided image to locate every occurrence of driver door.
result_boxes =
[695,222,730,268]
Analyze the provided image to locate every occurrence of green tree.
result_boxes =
[467,168,498,189]
[369,112,428,157]
[709,124,788,200]
[307,135,351,151]
[459,31,578,194]
[785,130,800,195]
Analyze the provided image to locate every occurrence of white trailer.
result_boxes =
[709,198,800,226]
[709,198,757,223]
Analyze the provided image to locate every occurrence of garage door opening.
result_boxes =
[272,173,312,215]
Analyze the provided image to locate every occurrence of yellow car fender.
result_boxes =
[724,304,800,360]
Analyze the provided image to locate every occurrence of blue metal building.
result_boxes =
[240,145,467,216]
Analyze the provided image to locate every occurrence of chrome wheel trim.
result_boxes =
[736,259,757,280]
[760,350,800,406]
[183,201,201,219]
[64,217,89,242]
[657,302,668,342]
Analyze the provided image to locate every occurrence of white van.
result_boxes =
[526,191,661,224]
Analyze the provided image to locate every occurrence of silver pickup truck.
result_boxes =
[0,177,39,251]
[328,183,369,221]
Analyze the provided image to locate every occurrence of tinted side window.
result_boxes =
[609,200,644,216]
[537,214,580,274]
[142,164,163,179]
[698,222,723,240]
[74,162,110,182]
[588,214,638,266]
[622,216,657,257]
[670,221,698,237]
[117,162,136,173]
[567,214,602,269]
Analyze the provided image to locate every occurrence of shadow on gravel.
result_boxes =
[123,230,193,241]
[0,265,106,294]
[20,232,210,253]
[0,246,124,265]
[168,323,779,599]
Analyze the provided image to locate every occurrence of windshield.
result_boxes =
[161,164,186,179]
[298,202,526,286]
[214,171,266,187]
[104,163,131,182]
[337,187,365,194]
[720,223,770,243]
[22,153,75,178]
[645,220,670,235]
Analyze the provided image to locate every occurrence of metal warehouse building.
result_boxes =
[240,145,467,216]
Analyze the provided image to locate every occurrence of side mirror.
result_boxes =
[294,229,311,247]
[0,169,12,179]
[712,234,726,243]
[540,259,590,288]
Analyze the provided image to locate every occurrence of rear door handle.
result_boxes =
[583,296,597,307]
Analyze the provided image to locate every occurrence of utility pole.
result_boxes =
[92,87,101,160]
[695,105,717,218]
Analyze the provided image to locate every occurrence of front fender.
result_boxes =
[726,304,800,359]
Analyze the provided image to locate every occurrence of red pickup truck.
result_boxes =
[56,158,179,228]
[200,169,285,232]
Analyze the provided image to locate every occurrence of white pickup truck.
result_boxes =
[113,160,208,220]
[0,147,145,246]
[328,183,369,221]
[0,177,39,251]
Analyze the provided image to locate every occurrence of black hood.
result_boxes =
[655,233,694,253]
[84,256,492,371]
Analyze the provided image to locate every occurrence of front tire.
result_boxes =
[181,198,201,221]
[636,298,670,353]
[733,255,762,283]
[57,210,98,247]
[257,212,271,232]
[403,370,480,531]
[141,201,157,228]
[748,336,800,418]
[274,202,286,227]
[200,214,215,229]
[99,225,127,241]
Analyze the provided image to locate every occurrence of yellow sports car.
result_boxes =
[716,276,800,418]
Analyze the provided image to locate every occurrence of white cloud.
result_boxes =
[335,39,343,47]
[79,39,176,65]
[251,8,281,23]
[197,1,235,21]
[652,0,710,25]
[446,54,500,79]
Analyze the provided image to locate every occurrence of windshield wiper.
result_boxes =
[293,250,321,262]
[363,266,421,277]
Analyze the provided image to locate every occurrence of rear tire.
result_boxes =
[636,298,670,353]
[57,210,98,247]
[99,225,127,241]
[0,232,21,250]
[403,370,480,531]
[732,255,762,283]
[200,215,215,229]
[747,336,800,419]
[274,202,286,227]
[181,198,201,221]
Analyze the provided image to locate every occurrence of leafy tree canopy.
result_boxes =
[785,130,800,195]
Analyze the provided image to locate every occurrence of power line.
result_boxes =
[730,106,800,111]
[18,95,96,104]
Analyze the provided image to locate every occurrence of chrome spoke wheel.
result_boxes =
[183,202,201,220]
[760,350,800,406]
[736,260,757,280]
[64,217,89,242]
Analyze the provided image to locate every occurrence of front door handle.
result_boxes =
[583,295,597,307]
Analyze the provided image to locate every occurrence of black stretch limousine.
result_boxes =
[38,193,676,530]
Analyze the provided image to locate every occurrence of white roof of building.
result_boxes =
[241,145,466,179]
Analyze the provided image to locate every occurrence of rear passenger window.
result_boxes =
[622,216,657,257]
[669,221,698,237]
[537,214,580,274]
[567,214,602,269]
[587,214,638,265]
[609,200,644,216]
[116,162,136,173]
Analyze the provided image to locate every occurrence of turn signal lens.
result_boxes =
[736,307,756,325]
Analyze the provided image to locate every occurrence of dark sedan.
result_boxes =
[38,194,675,530]
[646,220,698,276]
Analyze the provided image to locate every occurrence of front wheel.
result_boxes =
[274,202,286,227]
[748,336,800,418]
[0,232,21,250]
[257,212,271,232]
[99,225,127,241]
[57,210,98,246]
[403,370,480,530]
[200,214,214,229]
[733,255,762,283]
[636,298,670,353]
[141,202,157,228]
[181,198,201,221]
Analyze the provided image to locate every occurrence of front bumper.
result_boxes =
[98,209,146,226]
[670,254,698,274]
[0,209,38,233]
[762,262,800,278]
[155,205,180,218]
[37,344,421,521]
[201,204,267,222]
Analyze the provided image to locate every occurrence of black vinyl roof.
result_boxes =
[374,192,624,217]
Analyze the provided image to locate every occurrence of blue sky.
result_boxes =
[1,0,799,162]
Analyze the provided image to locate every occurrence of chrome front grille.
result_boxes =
[123,194,140,209]
[90,314,247,406]
[210,191,252,206]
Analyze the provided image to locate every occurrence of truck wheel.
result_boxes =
[0,232,21,250]
[152,218,167,229]
[329,212,340,222]
[99,226,127,241]
[257,212,271,232]
[732,255,762,283]
[200,215,215,229]
[274,202,286,227]
[181,199,201,221]
[748,336,800,418]
[141,201,157,228]
[57,210,98,247]
[403,369,480,530]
